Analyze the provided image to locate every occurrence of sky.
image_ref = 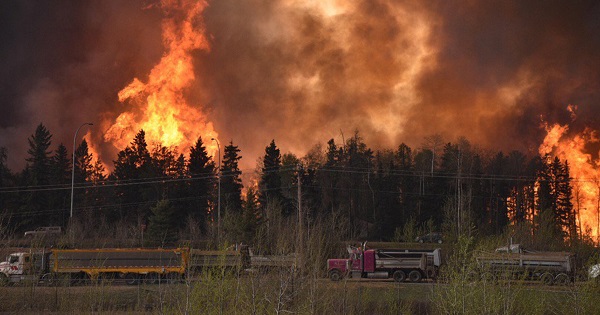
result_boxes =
[1,0,600,172]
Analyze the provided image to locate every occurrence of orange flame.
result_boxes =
[103,0,218,159]
[539,106,600,239]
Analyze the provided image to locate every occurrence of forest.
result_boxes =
[0,123,585,251]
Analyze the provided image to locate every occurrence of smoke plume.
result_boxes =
[1,0,599,171]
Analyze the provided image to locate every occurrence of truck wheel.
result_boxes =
[554,273,570,286]
[124,273,139,285]
[165,273,181,284]
[409,270,422,282]
[481,272,496,284]
[465,271,478,283]
[329,270,342,281]
[72,272,90,286]
[426,268,437,280]
[97,273,115,285]
[144,273,159,285]
[540,273,554,286]
[393,270,406,282]
[0,274,8,286]
[42,273,56,286]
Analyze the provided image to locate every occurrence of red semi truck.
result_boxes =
[327,244,442,282]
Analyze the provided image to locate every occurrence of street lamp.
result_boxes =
[70,122,93,219]
[211,138,221,241]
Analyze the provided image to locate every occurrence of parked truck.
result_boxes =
[475,244,575,285]
[0,248,189,286]
[327,243,442,282]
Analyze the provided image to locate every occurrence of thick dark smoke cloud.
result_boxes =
[0,1,163,169]
[1,0,599,172]
[414,1,600,153]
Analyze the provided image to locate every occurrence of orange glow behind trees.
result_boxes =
[538,108,600,240]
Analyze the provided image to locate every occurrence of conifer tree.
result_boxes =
[0,147,7,189]
[0,147,14,223]
[74,139,93,183]
[221,141,243,214]
[319,139,342,214]
[187,137,215,231]
[259,140,284,212]
[343,131,374,233]
[22,123,53,228]
[72,139,96,219]
[112,130,153,223]
[557,160,575,240]
[241,187,260,243]
[50,143,71,224]
[146,199,178,246]
[550,157,574,239]
[90,160,107,183]
[26,123,52,186]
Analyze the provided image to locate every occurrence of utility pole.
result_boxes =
[70,122,93,219]
[297,163,303,270]
[211,138,221,244]
[597,184,600,246]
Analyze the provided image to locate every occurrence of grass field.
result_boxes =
[2,275,598,314]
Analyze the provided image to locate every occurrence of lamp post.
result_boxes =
[70,122,93,219]
[211,138,221,242]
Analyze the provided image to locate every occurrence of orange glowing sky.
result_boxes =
[1,0,600,199]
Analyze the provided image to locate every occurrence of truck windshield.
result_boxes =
[9,255,18,264]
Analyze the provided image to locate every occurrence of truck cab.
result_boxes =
[327,245,363,281]
[0,251,48,285]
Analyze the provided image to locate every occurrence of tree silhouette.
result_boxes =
[187,137,215,232]
[221,141,243,214]
[50,143,71,224]
[259,140,284,213]
[112,130,153,223]
[146,199,178,246]
[74,139,93,183]
[21,123,53,228]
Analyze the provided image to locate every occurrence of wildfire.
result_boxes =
[103,0,218,159]
[539,107,600,239]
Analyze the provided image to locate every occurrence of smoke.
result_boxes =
[1,0,599,172]
[0,0,164,169]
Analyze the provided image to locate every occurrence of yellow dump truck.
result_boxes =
[0,248,189,286]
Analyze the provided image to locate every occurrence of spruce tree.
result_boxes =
[74,139,93,183]
[187,137,215,231]
[259,140,284,212]
[240,187,260,243]
[319,139,342,214]
[557,160,575,240]
[50,143,71,224]
[146,199,178,246]
[0,147,14,225]
[221,141,243,214]
[22,123,53,228]
[26,123,52,186]
[112,130,153,223]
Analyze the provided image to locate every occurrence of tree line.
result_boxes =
[0,123,583,249]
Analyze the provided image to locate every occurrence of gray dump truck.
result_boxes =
[328,245,442,282]
[475,244,575,285]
